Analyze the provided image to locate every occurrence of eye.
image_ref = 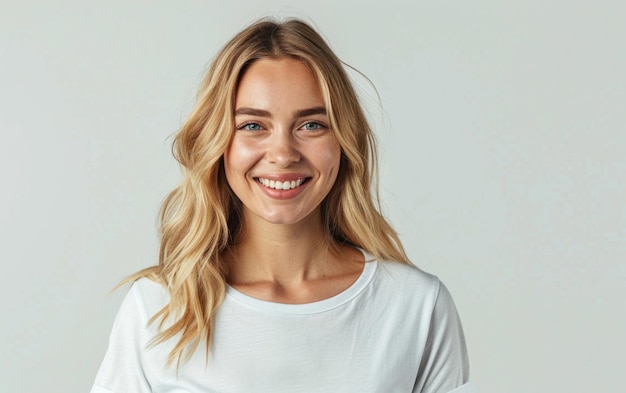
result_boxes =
[299,121,327,131]
[238,122,263,131]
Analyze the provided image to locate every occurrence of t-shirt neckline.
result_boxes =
[225,249,378,315]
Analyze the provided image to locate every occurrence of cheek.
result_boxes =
[224,138,258,177]
[314,141,342,201]
[319,139,342,176]
[223,145,243,190]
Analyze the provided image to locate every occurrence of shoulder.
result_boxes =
[356,255,441,317]
[367,258,462,321]
[132,276,169,299]
[373,259,441,298]
[119,277,170,322]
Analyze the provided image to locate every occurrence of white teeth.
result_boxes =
[258,177,304,190]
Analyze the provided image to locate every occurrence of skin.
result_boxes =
[223,58,363,304]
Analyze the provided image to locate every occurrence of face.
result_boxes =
[224,58,341,227]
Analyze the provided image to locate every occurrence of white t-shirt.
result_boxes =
[91,252,473,393]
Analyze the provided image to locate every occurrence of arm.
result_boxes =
[413,281,473,393]
[91,283,153,393]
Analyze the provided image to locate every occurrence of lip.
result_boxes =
[253,174,311,200]
[253,173,310,182]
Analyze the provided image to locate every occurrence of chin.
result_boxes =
[250,207,319,227]
[260,215,307,226]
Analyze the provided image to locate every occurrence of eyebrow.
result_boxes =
[234,106,327,118]
[295,107,327,117]
[234,107,271,117]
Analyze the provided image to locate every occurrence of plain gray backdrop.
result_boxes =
[1,1,624,392]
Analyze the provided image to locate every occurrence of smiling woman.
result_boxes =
[226,58,341,227]
[91,18,473,393]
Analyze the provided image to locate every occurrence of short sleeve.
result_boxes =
[90,284,153,393]
[413,281,472,393]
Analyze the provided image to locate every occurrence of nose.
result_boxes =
[265,129,300,167]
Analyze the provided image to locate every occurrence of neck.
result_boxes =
[224,210,366,304]
[226,212,334,284]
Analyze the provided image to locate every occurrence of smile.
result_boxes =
[257,177,308,190]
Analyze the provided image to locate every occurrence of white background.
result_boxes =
[1,1,624,392]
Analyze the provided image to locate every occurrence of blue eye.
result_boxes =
[240,122,262,131]
[301,121,325,131]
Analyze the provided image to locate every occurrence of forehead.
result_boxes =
[235,58,325,112]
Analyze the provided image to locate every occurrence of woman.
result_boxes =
[91,18,472,393]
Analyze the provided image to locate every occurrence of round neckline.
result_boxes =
[225,250,378,315]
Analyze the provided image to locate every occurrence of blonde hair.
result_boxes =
[126,17,409,367]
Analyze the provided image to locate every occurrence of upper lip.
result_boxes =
[253,173,310,182]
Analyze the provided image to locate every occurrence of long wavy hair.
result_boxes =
[125,17,409,367]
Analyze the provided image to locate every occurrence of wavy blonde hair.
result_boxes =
[125,17,409,367]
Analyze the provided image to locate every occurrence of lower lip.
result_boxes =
[256,179,309,200]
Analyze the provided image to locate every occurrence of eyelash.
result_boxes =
[236,121,329,131]
[237,122,263,131]
[299,121,328,131]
